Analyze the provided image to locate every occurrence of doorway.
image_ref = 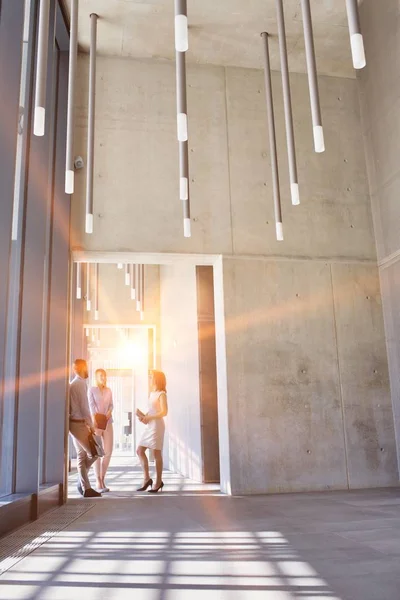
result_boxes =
[68,253,229,495]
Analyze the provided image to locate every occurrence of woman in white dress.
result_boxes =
[88,369,114,493]
[136,370,168,493]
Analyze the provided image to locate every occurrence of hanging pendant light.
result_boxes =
[135,263,140,312]
[140,264,145,321]
[76,262,82,299]
[261,33,283,241]
[175,0,188,52]
[117,263,123,269]
[175,0,191,237]
[130,265,136,300]
[86,263,91,311]
[94,263,99,320]
[136,265,142,312]
[85,13,98,234]
[300,0,325,153]
[275,0,300,206]
[65,0,79,192]
[34,0,51,136]
[345,0,366,69]
[125,264,130,286]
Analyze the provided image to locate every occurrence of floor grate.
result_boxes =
[0,501,95,576]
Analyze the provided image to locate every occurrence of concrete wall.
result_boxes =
[160,264,202,481]
[220,257,397,494]
[72,55,375,260]
[358,0,400,469]
[70,53,398,492]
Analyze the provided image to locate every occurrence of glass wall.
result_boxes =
[0,0,71,505]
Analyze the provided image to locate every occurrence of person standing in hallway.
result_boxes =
[136,370,168,493]
[89,368,114,493]
[69,359,102,498]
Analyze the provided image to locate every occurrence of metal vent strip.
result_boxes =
[0,501,95,576]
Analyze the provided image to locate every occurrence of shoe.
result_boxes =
[83,488,102,498]
[148,481,164,494]
[77,483,84,497]
[98,487,110,493]
[137,478,153,492]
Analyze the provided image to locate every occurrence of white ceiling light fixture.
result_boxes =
[300,0,325,153]
[136,264,142,313]
[86,263,91,311]
[345,0,366,69]
[175,0,191,238]
[174,0,188,52]
[76,262,82,299]
[261,33,283,242]
[140,264,145,321]
[125,264,130,286]
[85,13,98,234]
[275,0,300,206]
[117,263,123,269]
[65,0,78,193]
[34,0,51,136]
[94,263,99,320]
[130,264,136,300]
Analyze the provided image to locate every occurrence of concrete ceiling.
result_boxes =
[63,0,355,78]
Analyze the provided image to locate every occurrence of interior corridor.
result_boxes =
[1,459,400,600]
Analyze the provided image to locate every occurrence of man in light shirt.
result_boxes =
[69,358,101,498]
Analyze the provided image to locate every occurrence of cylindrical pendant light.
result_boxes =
[85,13,98,234]
[175,2,191,239]
[261,33,283,242]
[275,0,299,206]
[180,140,191,238]
[141,264,145,321]
[136,265,142,312]
[76,262,82,299]
[175,0,188,52]
[135,263,140,312]
[65,0,79,193]
[34,0,51,136]
[176,24,188,142]
[130,265,136,300]
[86,263,91,311]
[345,0,366,69]
[117,263,123,269]
[125,264,130,286]
[94,263,99,320]
[300,0,325,153]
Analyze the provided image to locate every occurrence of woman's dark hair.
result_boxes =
[95,368,107,378]
[151,370,166,392]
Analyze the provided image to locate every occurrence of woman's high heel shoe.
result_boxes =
[148,481,164,493]
[137,478,153,491]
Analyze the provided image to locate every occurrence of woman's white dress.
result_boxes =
[138,391,166,451]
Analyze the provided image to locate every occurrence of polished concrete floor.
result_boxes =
[1,458,400,599]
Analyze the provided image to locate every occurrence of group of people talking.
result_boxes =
[69,358,168,497]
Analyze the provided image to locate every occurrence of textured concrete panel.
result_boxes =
[358,0,400,134]
[222,257,347,494]
[226,68,375,259]
[72,56,232,254]
[331,264,398,487]
[380,264,400,470]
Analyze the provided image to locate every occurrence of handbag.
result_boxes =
[94,413,108,430]
[88,430,105,458]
